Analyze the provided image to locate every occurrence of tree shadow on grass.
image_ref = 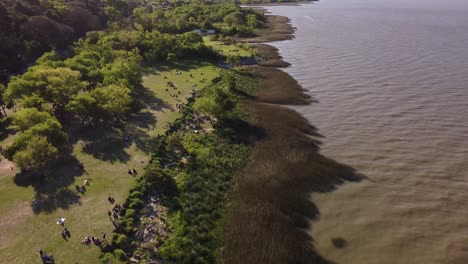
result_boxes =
[133,84,172,113]
[31,188,82,214]
[68,122,132,163]
[128,126,157,155]
[82,135,131,163]
[13,155,84,214]
[69,113,155,163]
[0,119,12,142]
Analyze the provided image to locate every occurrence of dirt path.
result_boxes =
[0,158,14,178]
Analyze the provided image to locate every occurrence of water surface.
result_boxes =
[266,1,468,263]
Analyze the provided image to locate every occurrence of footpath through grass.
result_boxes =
[0,61,218,264]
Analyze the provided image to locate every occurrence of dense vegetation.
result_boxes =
[0,1,266,177]
[102,69,260,263]
[0,0,138,80]
[0,0,323,263]
[0,0,266,82]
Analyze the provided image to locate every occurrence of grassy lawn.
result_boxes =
[203,36,256,57]
[0,61,218,264]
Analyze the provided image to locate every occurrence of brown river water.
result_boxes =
[265,1,468,263]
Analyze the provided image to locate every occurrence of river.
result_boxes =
[265,0,468,263]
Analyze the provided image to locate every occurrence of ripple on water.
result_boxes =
[266,1,468,263]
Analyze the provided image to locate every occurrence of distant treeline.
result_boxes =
[0,0,268,82]
[0,0,266,177]
[0,0,136,77]
[234,0,314,3]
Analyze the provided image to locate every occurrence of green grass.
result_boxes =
[0,60,219,264]
[203,36,256,57]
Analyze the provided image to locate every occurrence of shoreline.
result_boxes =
[242,1,315,7]
[237,15,296,43]
[222,11,362,263]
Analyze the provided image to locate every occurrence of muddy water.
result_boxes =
[265,1,468,263]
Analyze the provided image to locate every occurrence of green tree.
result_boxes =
[194,86,236,124]
[64,50,103,85]
[10,108,53,131]
[223,11,244,26]
[13,135,58,172]
[0,84,7,117]
[66,91,99,124]
[4,109,66,161]
[44,67,87,109]
[91,84,132,120]
[246,14,259,28]
[6,66,86,112]
[102,52,142,90]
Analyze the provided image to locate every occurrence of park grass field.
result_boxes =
[0,61,218,264]
[203,36,257,57]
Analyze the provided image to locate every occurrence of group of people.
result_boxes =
[175,103,186,111]
[39,249,54,264]
[108,203,122,220]
[74,175,91,195]
[81,233,106,247]
[61,228,71,240]
[107,196,115,204]
[169,93,180,99]
[75,184,87,194]
[127,168,138,176]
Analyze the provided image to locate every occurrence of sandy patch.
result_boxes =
[0,158,14,178]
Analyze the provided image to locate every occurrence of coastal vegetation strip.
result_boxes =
[0,0,355,263]
[0,1,267,263]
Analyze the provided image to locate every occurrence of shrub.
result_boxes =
[129,191,144,199]
[121,218,136,234]
[128,198,144,211]
[113,249,127,261]
[125,208,136,219]
[100,252,113,263]
[115,234,128,248]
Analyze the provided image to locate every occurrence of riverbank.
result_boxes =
[222,11,363,264]
[238,15,296,43]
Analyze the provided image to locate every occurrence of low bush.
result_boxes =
[113,249,127,261]
[99,252,113,263]
[129,191,144,200]
[128,198,144,211]
[114,234,128,248]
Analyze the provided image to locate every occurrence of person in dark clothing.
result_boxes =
[64,227,71,237]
